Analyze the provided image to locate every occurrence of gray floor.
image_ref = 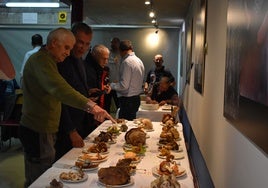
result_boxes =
[0,138,25,188]
[0,102,118,188]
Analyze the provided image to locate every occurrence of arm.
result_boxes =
[34,56,114,123]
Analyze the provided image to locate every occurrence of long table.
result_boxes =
[29,120,194,188]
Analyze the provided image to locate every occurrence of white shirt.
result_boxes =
[20,46,41,76]
[110,52,145,97]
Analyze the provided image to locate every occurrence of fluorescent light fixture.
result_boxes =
[6,2,60,7]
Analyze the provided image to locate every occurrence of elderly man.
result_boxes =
[110,40,145,120]
[19,27,114,187]
[85,44,111,112]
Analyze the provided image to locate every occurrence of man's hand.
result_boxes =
[69,130,84,148]
[90,105,116,123]
[104,85,111,94]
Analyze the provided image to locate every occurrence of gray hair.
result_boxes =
[46,27,74,45]
[91,44,109,57]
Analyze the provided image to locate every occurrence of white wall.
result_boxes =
[184,0,268,187]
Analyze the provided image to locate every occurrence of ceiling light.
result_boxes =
[149,11,155,18]
[6,2,60,8]
[151,18,156,24]
[145,0,150,5]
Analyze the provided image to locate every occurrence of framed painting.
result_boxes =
[186,18,194,84]
[194,0,207,94]
[224,0,268,155]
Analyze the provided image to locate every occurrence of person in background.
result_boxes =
[106,37,121,113]
[110,40,145,120]
[19,27,114,187]
[20,34,43,86]
[144,54,175,94]
[55,23,94,161]
[146,73,180,106]
[85,44,111,114]
[0,78,20,121]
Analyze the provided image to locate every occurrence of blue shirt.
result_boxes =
[110,52,145,97]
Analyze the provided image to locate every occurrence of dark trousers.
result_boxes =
[119,95,140,120]
[19,125,56,187]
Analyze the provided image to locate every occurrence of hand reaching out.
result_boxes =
[69,130,84,148]
[89,104,116,123]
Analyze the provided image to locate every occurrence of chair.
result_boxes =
[0,90,22,149]
[0,120,20,148]
[115,108,120,119]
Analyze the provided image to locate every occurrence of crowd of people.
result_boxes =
[0,22,180,187]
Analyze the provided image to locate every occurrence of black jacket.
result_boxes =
[57,55,93,138]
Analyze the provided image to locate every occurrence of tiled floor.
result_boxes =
[0,138,25,188]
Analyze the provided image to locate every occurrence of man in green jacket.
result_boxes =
[19,27,114,187]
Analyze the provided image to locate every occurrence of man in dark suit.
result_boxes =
[54,22,94,160]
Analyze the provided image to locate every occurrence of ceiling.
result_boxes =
[82,0,192,28]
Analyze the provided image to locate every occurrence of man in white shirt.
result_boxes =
[20,34,43,86]
[110,40,145,120]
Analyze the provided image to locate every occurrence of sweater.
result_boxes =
[20,48,89,133]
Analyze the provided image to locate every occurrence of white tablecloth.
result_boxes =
[29,121,194,188]
[136,105,179,122]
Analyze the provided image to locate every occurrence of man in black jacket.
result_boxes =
[54,22,94,160]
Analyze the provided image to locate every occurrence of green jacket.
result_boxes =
[21,48,90,133]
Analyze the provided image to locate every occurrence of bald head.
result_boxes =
[46,27,76,62]
[154,54,164,68]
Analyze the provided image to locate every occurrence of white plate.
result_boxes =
[157,141,180,147]
[157,152,184,160]
[161,105,172,110]
[158,146,183,152]
[72,165,99,172]
[152,165,187,178]
[97,177,134,187]
[78,154,109,163]
[123,143,148,148]
[133,119,142,124]
[59,173,88,183]
[91,157,108,163]
[82,148,109,155]
[93,139,116,145]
